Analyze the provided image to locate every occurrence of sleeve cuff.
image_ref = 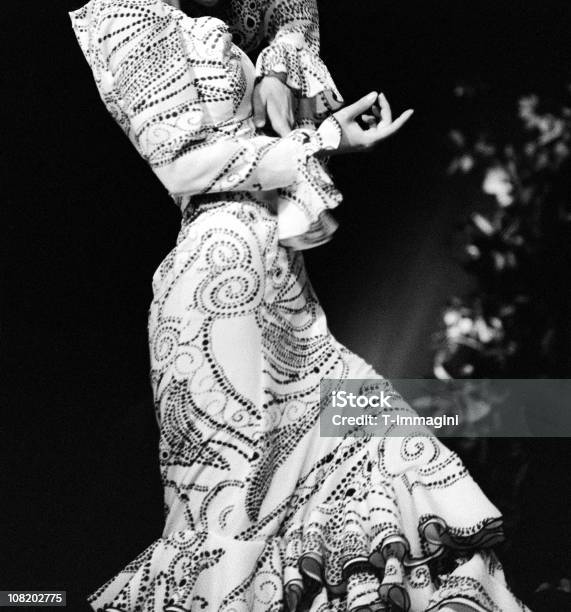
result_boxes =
[276,122,343,250]
[255,37,344,120]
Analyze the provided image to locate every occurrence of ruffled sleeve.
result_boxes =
[254,0,343,121]
[69,0,234,166]
[69,0,343,249]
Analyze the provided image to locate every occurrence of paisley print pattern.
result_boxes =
[69,1,530,610]
[85,198,529,611]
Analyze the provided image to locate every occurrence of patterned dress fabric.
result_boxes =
[223,0,344,120]
[69,1,530,610]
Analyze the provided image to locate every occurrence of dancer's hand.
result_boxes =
[331,91,413,154]
[253,74,296,137]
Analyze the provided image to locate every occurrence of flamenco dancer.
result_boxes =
[70,0,530,609]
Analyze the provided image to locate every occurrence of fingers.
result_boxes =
[287,106,295,131]
[284,100,295,134]
[253,79,295,135]
[268,100,292,136]
[377,92,392,126]
[342,91,378,120]
[371,102,381,120]
[373,108,414,140]
[335,88,414,153]
[252,86,266,129]
[387,108,415,133]
[360,94,385,130]
[360,113,377,127]
[360,108,413,149]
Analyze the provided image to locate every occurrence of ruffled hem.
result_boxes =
[255,39,344,121]
[87,511,523,612]
[275,157,341,251]
[275,476,507,611]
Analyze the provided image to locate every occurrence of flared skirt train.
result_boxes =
[88,197,528,612]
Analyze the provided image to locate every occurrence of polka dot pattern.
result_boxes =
[84,198,528,612]
[225,0,344,120]
[69,3,529,611]
[69,0,344,250]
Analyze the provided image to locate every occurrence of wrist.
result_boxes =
[258,71,288,85]
[314,115,342,156]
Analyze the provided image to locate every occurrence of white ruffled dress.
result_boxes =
[69,1,530,610]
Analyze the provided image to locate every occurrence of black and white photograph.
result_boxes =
[4,1,571,610]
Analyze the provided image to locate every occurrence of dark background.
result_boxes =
[4,1,570,609]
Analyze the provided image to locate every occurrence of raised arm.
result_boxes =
[229,0,343,134]
[70,0,412,247]
[69,0,340,201]
[254,0,343,123]
[260,0,322,54]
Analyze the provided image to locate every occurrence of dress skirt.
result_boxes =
[88,195,528,612]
